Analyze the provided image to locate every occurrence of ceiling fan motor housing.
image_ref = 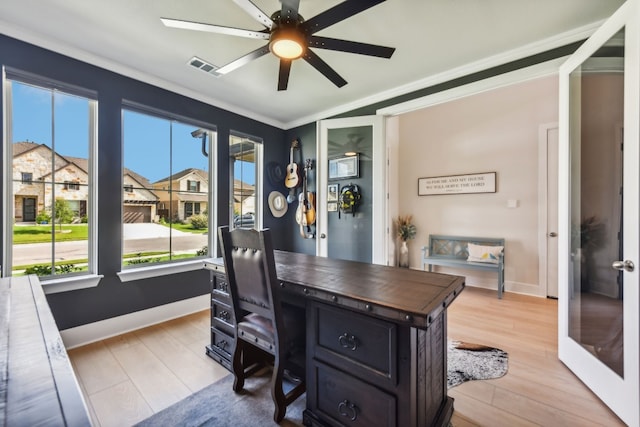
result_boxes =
[269,11,306,60]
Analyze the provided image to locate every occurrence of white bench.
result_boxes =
[422,235,505,298]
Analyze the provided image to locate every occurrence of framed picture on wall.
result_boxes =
[329,155,359,180]
[327,184,339,202]
[328,202,338,212]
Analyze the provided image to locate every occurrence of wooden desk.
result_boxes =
[204,251,465,427]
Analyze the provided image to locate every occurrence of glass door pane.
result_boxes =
[568,29,624,377]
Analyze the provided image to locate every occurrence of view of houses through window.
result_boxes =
[6,77,96,278]
[230,133,261,229]
[122,108,215,267]
[5,77,259,277]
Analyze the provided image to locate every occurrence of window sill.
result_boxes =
[117,259,206,283]
[41,274,104,294]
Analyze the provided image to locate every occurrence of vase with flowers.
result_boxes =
[395,215,417,268]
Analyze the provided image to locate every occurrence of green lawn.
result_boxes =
[13,224,88,244]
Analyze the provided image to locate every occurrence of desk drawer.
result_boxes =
[212,288,231,305]
[312,302,397,384]
[213,273,229,293]
[210,327,234,359]
[212,302,234,335]
[311,361,396,427]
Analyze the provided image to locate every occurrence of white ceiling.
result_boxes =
[0,0,624,129]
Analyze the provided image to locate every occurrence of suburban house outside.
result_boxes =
[14,141,160,224]
[152,168,209,222]
[233,178,255,217]
[13,142,89,222]
[14,143,253,225]
[123,170,159,223]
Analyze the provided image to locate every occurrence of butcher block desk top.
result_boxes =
[204,250,465,330]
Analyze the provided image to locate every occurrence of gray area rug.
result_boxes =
[136,341,507,426]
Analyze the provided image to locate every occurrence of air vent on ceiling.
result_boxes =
[188,56,221,77]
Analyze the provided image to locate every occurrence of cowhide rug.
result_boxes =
[447,340,509,388]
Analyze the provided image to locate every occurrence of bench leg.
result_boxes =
[498,269,504,299]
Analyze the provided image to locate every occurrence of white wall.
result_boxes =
[397,75,559,296]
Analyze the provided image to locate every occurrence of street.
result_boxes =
[12,224,209,266]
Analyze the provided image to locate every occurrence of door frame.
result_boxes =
[558,0,639,424]
[538,122,559,298]
[316,116,387,264]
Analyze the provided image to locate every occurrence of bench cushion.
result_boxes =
[467,243,503,264]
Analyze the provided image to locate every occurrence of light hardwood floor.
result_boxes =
[68,286,625,426]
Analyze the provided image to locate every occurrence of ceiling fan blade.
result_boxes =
[308,36,395,58]
[217,45,271,74]
[160,18,269,40]
[280,0,300,22]
[301,0,386,35]
[303,49,347,88]
[277,59,292,91]
[232,0,275,30]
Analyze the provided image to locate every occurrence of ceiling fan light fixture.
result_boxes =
[269,28,306,60]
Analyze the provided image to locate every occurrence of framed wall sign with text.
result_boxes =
[418,172,497,196]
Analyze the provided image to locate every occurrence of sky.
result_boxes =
[11,80,254,185]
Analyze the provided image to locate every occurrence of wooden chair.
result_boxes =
[218,226,306,423]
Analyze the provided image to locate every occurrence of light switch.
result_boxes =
[507,199,519,208]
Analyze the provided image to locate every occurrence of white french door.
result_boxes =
[558,1,639,425]
[316,116,386,264]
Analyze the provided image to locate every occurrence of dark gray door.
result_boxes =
[23,197,36,222]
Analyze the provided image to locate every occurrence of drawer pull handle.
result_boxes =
[338,399,358,421]
[338,333,358,351]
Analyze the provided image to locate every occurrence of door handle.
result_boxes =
[612,260,634,272]
[548,232,558,237]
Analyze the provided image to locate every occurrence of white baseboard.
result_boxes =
[60,294,210,349]
[465,280,546,298]
[428,265,545,297]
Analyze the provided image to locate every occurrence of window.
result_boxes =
[230,132,263,230]
[184,202,201,218]
[64,181,80,191]
[122,106,215,270]
[4,73,97,282]
[187,180,200,192]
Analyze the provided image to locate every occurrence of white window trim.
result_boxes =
[41,274,103,294]
[120,105,218,275]
[2,69,99,290]
[117,259,205,282]
[229,132,263,230]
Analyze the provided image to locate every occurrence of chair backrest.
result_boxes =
[218,226,281,324]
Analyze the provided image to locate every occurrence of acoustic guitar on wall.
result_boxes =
[285,139,300,189]
[296,159,316,238]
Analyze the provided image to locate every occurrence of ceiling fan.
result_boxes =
[161,0,395,91]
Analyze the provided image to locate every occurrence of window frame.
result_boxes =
[117,101,218,282]
[229,131,263,231]
[2,67,102,293]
